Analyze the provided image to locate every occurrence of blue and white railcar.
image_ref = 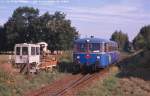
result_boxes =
[73,37,120,71]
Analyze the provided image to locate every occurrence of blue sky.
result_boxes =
[0,0,150,41]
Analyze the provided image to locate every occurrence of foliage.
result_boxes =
[0,26,6,51]
[133,25,150,50]
[78,74,122,96]
[110,30,130,51]
[0,68,65,96]
[1,6,78,51]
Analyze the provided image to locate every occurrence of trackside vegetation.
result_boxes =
[77,74,122,96]
[0,6,79,51]
[0,67,65,96]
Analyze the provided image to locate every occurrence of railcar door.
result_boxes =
[15,46,21,64]
[29,46,40,64]
[21,46,29,64]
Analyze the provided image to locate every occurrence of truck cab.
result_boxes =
[14,43,40,72]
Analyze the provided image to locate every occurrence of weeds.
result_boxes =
[0,55,9,64]
[59,50,73,62]
[78,74,122,96]
[0,68,65,96]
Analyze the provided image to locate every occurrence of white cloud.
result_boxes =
[60,1,150,40]
[1,0,150,40]
[64,5,150,24]
[7,0,29,3]
[4,0,69,5]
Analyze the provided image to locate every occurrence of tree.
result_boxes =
[0,26,6,51]
[3,7,79,51]
[110,30,130,51]
[133,25,150,50]
[39,11,78,51]
[4,6,39,50]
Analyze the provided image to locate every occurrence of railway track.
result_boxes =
[55,69,108,96]
[54,73,99,96]
[26,50,143,96]
[26,74,84,96]
[29,69,108,96]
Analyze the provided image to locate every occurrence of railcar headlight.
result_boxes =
[86,39,90,42]
[77,56,80,59]
[97,56,100,59]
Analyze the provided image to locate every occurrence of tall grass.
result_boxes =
[0,55,9,64]
[58,50,73,62]
[0,52,73,96]
[0,68,65,96]
[78,74,122,96]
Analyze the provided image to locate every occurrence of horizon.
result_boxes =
[0,0,150,41]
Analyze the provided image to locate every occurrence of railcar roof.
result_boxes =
[74,38,116,44]
[15,43,40,47]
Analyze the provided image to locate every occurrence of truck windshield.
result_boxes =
[16,47,20,55]
[22,47,28,55]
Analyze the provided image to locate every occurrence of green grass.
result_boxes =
[58,50,73,62]
[78,74,123,96]
[117,50,150,79]
[77,50,150,96]
[120,50,150,69]
[0,52,73,96]
[0,55,9,64]
[0,68,66,96]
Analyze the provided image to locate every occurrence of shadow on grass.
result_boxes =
[56,59,98,74]
[57,59,74,73]
[116,50,150,81]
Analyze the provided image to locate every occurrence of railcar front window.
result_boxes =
[89,43,103,52]
[31,47,36,55]
[76,43,87,52]
[16,47,20,55]
[22,47,28,55]
[36,47,40,55]
[89,43,101,52]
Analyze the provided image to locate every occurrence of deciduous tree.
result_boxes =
[110,30,130,51]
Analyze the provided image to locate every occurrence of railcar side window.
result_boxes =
[36,47,40,55]
[22,47,28,55]
[100,43,104,52]
[105,43,108,52]
[31,47,36,55]
[16,47,20,55]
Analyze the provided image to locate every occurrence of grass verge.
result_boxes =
[77,73,123,96]
[0,68,66,96]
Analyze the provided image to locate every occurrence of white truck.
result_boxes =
[14,43,40,73]
[14,42,57,74]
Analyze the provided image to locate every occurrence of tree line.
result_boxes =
[110,25,150,52]
[0,6,78,51]
[110,30,130,52]
[0,6,149,52]
[133,25,150,50]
